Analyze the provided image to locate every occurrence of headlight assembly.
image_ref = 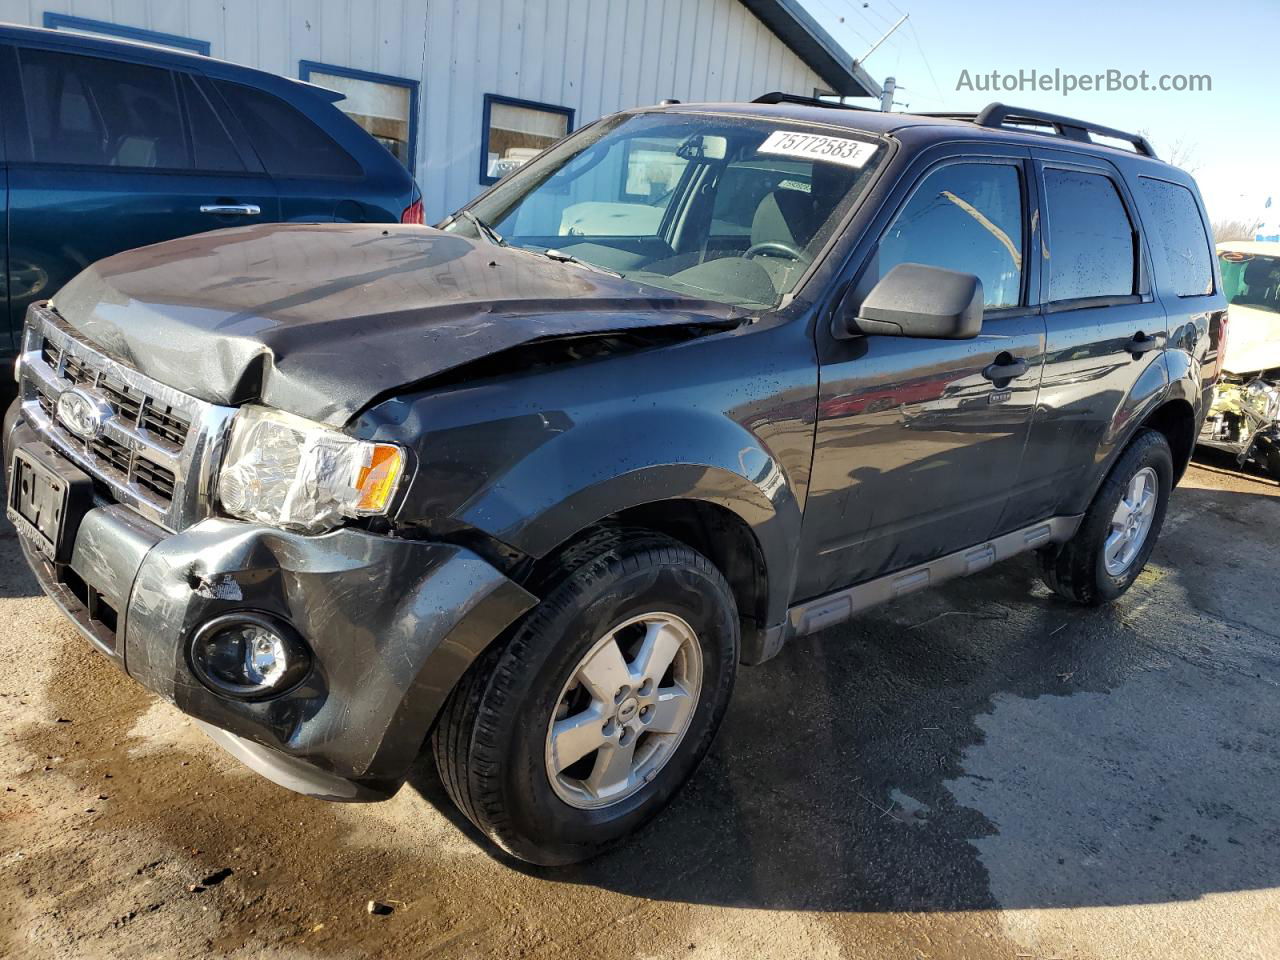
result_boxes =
[217,406,405,533]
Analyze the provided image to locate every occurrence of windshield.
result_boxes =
[444,112,885,309]
[1220,252,1280,315]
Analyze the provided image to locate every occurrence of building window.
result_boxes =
[299,61,418,171]
[481,94,574,185]
[42,13,210,55]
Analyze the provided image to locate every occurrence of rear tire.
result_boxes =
[1040,429,1173,605]
[432,530,739,865]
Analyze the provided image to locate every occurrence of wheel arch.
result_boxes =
[531,496,776,664]
[1139,397,1197,485]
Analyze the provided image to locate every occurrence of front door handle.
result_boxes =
[200,204,261,216]
[982,354,1029,384]
[1126,332,1159,355]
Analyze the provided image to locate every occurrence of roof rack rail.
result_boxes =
[922,102,1157,158]
[752,91,877,112]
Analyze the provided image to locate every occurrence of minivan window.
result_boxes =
[179,74,246,172]
[214,80,361,178]
[19,48,186,168]
[1219,253,1280,314]
[877,162,1025,309]
[1137,178,1214,297]
[1044,169,1136,302]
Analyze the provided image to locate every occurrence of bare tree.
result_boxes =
[1213,219,1258,244]
[1136,128,1200,173]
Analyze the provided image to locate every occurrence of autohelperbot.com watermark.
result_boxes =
[956,68,1212,97]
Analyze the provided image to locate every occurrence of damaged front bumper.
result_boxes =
[4,406,536,801]
[1198,375,1280,470]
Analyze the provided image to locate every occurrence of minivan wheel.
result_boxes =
[431,531,739,865]
[1039,428,1173,605]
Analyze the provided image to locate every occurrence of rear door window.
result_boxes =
[1136,177,1214,297]
[18,48,186,168]
[1043,169,1137,302]
[179,74,246,172]
[877,161,1025,309]
[213,80,360,178]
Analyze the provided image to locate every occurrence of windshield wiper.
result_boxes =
[541,248,623,278]
[459,209,506,246]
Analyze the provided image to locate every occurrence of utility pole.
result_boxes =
[851,13,909,113]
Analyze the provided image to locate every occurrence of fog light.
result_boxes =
[188,613,311,700]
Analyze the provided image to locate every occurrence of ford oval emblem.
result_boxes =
[55,388,113,441]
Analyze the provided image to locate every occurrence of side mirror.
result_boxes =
[836,263,984,340]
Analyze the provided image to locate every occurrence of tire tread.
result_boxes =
[431,529,736,862]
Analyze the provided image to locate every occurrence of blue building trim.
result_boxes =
[479,93,575,186]
[299,60,420,174]
[42,13,211,56]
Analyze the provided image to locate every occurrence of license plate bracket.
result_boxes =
[6,442,94,563]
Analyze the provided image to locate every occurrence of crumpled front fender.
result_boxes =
[124,518,536,795]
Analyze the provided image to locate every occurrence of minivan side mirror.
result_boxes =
[836,262,984,340]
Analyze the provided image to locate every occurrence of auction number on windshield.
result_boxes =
[758,130,879,169]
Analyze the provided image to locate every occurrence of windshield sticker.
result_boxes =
[758,131,879,169]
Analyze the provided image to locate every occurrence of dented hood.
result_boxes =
[52,223,742,425]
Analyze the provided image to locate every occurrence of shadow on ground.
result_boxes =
[409,479,1280,914]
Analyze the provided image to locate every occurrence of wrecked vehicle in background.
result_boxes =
[6,98,1224,866]
[1197,242,1280,479]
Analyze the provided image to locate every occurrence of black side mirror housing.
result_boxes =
[836,262,985,340]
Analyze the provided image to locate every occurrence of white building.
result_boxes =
[0,0,878,221]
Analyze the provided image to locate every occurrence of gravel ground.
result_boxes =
[1,450,1278,960]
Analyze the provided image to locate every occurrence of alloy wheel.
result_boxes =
[544,612,703,809]
[1104,466,1159,576]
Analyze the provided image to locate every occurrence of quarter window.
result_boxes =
[1043,169,1137,302]
[19,49,186,168]
[214,80,361,178]
[1137,178,1214,297]
[878,162,1025,309]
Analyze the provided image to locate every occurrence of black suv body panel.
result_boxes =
[3,101,1226,800]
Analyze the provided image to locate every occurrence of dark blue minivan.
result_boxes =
[0,23,422,356]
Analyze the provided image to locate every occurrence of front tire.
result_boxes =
[432,530,739,865]
[1040,429,1173,605]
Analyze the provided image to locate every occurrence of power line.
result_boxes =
[849,1,906,56]
[905,16,943,104]
[807,0,876,49]
[859,1,899,29]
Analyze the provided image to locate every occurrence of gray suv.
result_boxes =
[4,97,1225,865]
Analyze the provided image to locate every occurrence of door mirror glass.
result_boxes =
[841,262,984,339]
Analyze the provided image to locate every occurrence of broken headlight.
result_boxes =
[217,406,405,533]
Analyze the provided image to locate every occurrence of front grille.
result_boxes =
[133,457,178,501]
[44,339,193,452]
[16,303,237,532]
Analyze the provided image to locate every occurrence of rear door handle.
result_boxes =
[200,204,261,216]
[982,354,1029,383]
[1126,332,1159,355]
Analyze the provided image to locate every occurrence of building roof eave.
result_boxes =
[740,0,882,99]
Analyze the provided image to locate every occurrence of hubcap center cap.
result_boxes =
[617,697,640,723]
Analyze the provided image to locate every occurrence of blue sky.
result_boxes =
[800,0,1278,225]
